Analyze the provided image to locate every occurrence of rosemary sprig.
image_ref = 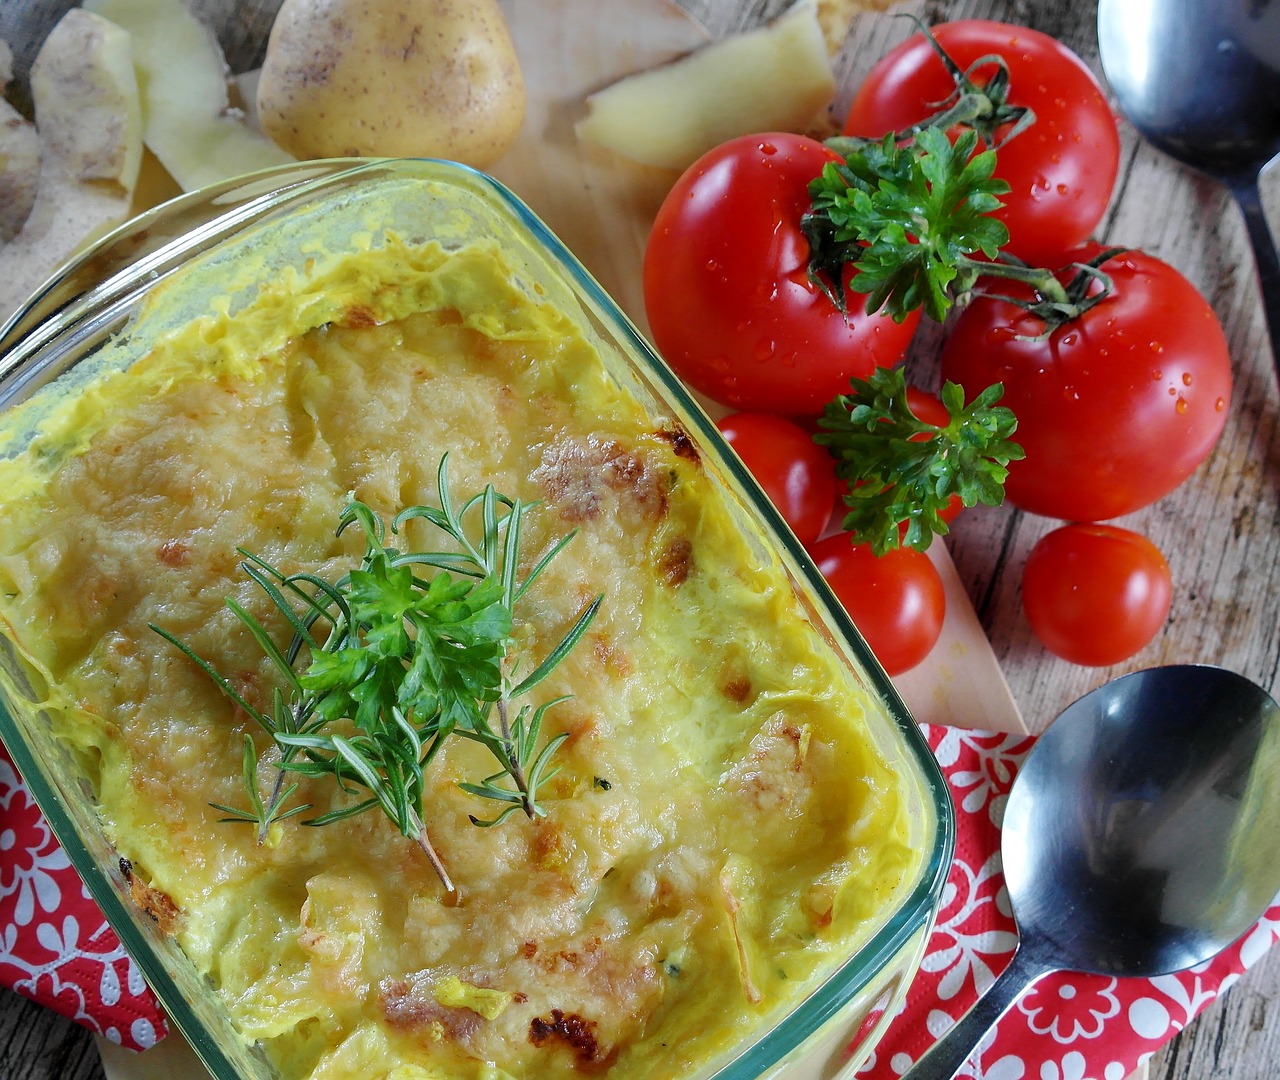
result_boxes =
[150,454,602,896]
[815,365,1025,555]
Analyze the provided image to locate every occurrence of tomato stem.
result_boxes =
[959,247,1127,337]
[873,14,1037,150]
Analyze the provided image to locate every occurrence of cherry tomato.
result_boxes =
[905,386,963,525]
[1021,524,1172,667]
[644,133,921,416]
[832,386,964,533]
[844,20,1120,267]
[717,412,837,545]
[808,535,946,675]
[940,245,1232,521]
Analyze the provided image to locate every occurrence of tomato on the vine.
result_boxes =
[644,132,921,416]
[844,20,1120,267]
[808,535,945,675]
[940,245,1232,522]
[1021,524,1172,667]
[716,412,836,545]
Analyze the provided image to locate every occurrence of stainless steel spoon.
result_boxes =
[905,664,1280,1080]
[1097,0,1280,386]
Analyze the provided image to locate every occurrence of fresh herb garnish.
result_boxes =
[151,454,601,896]
[815,366,1024,555]
[803,127,1012,323]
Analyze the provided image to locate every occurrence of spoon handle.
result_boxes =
[900,946,1056,1080]
[1230,175,1280,391]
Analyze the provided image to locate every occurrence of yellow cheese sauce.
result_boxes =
[0,238,920,1079]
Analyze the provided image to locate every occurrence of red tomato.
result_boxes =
[717,412,837,545]
[832,386,964,532]
[1021,524,1172,666]
[905,387,963,524]
[844,20,1120,267]
[940,246,1232,521]
[644,133,921,416]
[808,535,946,675]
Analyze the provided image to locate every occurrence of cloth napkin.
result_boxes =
[2,728,1278,1072]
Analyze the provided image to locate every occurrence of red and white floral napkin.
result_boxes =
[2,728,1278,1072]
[0,743,165,1051]
[857,726,1280,1080]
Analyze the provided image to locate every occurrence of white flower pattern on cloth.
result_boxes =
[0,756,72,927]
[0,744,165,1050]
[856,726,1280,1080]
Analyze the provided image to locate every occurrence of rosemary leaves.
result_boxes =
[151,454,601,895]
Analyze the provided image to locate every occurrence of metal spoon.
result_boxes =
[905,664,1280,1080]
[1096,0,1280,386]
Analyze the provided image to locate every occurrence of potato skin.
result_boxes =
[257,0,525,168]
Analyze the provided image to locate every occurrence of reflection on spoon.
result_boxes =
[904,665,1280,1080]
[1097,0,1280,386]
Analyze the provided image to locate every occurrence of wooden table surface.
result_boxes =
[2,0,1279,1077]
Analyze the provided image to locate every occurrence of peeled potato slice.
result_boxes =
[85,0,292,192]
[575,0,835,172]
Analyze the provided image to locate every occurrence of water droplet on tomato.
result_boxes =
[1062,332,1079,346]
[1168,386,1178,396]
[1056,183,1070,195]
[754,339,776,363]
[1216,397,1227,411]
[1151,369,1164,381]
[759,141,778,155]
[1149,341,1164,353]
[1182,372,1193,386]
[1176,397,1189,415]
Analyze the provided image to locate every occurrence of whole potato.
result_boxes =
[257,0,525,168]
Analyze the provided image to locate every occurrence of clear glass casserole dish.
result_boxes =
[0,158,954,1080]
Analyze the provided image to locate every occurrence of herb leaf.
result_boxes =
[151,454,602,896]
[803,128,1011,323]
[815,366,1025,555]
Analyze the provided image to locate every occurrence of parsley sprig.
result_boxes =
[815,366,1025,555]
[803,127,1012,323]
[151,455,601,897]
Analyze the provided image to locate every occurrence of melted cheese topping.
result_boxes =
[0,239,920,1079]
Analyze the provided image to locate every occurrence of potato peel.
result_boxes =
[0,10,143,323]
[0,40,39,245]
[85,0,292,192]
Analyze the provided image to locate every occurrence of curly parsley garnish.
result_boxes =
[151,455,601,897]
[803,127,1012,323]
[816,366,1025,555]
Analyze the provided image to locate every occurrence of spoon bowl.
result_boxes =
[906,665,1280,1080]
[1097,0,1280,384]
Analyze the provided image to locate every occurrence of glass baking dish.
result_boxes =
[0,158,954,1080]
